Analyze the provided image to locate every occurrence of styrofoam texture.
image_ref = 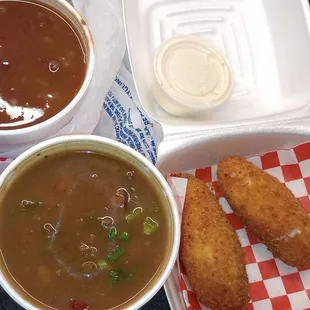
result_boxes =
[123,0,310,136]
[156,121,310,174]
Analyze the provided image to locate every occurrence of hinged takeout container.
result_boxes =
[123,0,310,166]
[123,0,310,308]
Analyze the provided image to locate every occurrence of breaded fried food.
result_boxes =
[176,173,249,310]
[218,157,310,268]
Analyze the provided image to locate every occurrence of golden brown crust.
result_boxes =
[217,157,310,268]
[176,173,249,310]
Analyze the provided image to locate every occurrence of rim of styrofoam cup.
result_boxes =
[0,134,180,310]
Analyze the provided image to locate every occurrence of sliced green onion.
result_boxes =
[107,245,124,261]
[126,207,143,222]
[97,260,111,271]
[125,213,134,222]
[109,270,119,283]
[143,217,159,235]
[119,232,129,241]
[108,227,117,240]
[109,268,127,283]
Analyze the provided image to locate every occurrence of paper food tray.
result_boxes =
[123,0,310,134]
[167,141,310,310]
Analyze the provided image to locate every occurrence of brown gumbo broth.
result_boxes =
[0,1,86,129]
[0,151,167,309]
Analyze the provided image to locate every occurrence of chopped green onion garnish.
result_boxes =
[109,270,119,283]
[143,217,159,235]
[108,227,117,239]
[107,245,124,261]
[97,260,111,271]
[125,213,134,222]
[126,207,143,222]
[119,232,129,240]
[109,268,127,283]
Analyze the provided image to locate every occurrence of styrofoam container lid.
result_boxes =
[153,35,234,116]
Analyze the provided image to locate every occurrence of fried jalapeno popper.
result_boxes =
[177,174,249,310]
[218,157,310,268]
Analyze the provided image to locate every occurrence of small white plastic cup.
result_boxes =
[152,35,234,117]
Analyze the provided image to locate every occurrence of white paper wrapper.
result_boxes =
[61,0,126,134]
[94,64,163,164]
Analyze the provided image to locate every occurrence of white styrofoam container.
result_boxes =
[158,125,310,310]
[123,0,310,309]
[123,0,310,135]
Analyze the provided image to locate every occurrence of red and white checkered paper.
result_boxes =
[168,142,310,310]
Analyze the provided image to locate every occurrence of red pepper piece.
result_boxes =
[70,300,89,310]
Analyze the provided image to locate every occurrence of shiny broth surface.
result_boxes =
[0,151,168,309]
[0,1,86,129]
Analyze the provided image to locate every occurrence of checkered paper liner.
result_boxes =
[168,142,310,310]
